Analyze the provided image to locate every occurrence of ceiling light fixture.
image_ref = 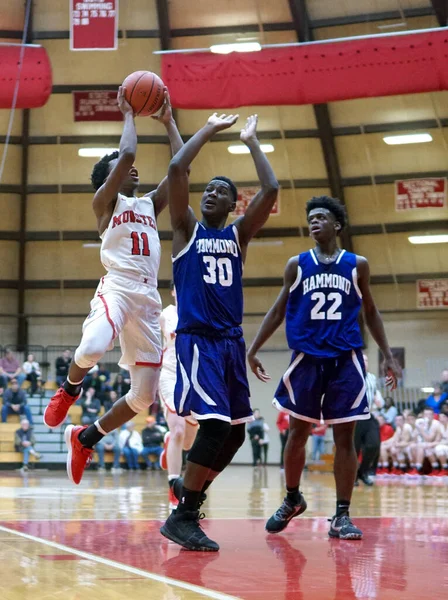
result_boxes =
[383,133,433,145]
[82,243,101,248]
[78,148,118,158]
[408,235,448,245]
[227,144,274,155]
[210,42,261,54]
[421,387,434,393]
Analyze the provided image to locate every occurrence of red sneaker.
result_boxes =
[407,468,420,476]
[43,387,79,428]
[391,468,403,476]
[433,470,446,477]
[376,467,387,476]
[168,487,179,510]
[64,425,93,485]
[160,432,170,471]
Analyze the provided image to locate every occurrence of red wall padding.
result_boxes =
[162,29,448,109]
[0,45,52,109]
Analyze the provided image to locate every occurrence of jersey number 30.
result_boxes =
[203,256,233,287]
[310,292,342,320]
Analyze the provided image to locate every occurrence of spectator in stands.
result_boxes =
[15,418,41,472]
[276,412,289,469]
[247,409,265,467]
[103,390,118,413]
[435,413,448,475]
[55,349,72,387]
[22,354,42,397]
[95,430,122,473]
[141,416,164,469]
[311,423,327,462]
[112,372,131,398]
[425,384,448,414]
[0,350,25,389]
[355,354,384,486]
[414,408,443,475]
[378,414,394,443]
[119,421,143,470]
[441,369,448,395]
[97,363,111,386]
[440,401,448,418]
[378,414,404,474]
[2,379,33,423]
[381,397,398,427]
[80,387,101,425]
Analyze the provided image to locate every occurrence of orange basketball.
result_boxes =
[122,71,165,117]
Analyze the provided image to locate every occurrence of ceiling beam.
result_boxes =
[431,0,447,26]
[288,0,353,252]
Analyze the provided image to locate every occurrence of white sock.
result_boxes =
[168,474,180,482]
[416,463,422,470]
[432,462,439,469]
[67,376,84,386]
[94,420,107,436]
[399,464,406,469]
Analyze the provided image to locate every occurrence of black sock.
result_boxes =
[168,478,176,490]
[177,486,202,513]
[202,480,213,494]
[78,424,104,448]
[63,379,83,397]
[336,500,350,518]
[286,486,300,504]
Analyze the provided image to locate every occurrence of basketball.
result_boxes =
[122,71,165,117]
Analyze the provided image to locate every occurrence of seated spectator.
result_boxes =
[112,373,131,398]
[311,423,327,462]
[378,414,394,442]
[0,349,25,389]
[441,369,448,395]
[102,390,118,413]
[440,401,448,418]
[80,387,101,425]
[140,416,164,469]
[95,430,122,473]
[22,354,42,397]
[55,349,72,387]
[15,418,41,472]
[381,397,398,428]
[119,422,143,470]
[97,363,111,386]
[425,384,448,415]
[414,408,443,475]
[378,414,404,474]
[2,380,33,424]
[435,413,448,475]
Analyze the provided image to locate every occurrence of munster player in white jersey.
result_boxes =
[43,87,183,484]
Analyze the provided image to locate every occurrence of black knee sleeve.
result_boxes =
[211,423,246,473]
[187,419,232,469]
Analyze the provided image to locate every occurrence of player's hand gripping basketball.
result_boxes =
[207,113,239,132]
[117,85,134,116]
[247,352,271,383]
[384,356,400,390]
[151,88,172,124]
[240,114,258,145]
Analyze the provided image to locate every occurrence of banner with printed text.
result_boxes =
[232,187,280,217]
[395,178,446,211]
[417,279,448,310]
[73,91,121,121]
[70,0,118,51]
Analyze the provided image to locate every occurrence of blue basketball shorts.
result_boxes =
[273,348,370,425]
[174,332,253,424]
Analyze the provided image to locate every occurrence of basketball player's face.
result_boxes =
[201,180,235,221]
[107,159,139,192]
[307,208,340,243]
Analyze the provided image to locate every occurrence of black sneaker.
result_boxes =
[359,474,373,487]
[172,477,207,508]
[265,494,307,533]
[328,515,363,540]
[160,509,219,551]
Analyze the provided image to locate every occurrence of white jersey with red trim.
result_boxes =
[100,193,161,283]
[161,303,178,375]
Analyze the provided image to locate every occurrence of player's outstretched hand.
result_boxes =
[248,353,271,383]
[151,88,173,125]
[207,113,239,132]
[117,86,134,116]
[240,114,258,145]
[384,356,399,390]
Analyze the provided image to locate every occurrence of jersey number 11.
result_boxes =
[131,232,150,256]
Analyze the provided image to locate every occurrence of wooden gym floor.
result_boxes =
[0,467,447,599]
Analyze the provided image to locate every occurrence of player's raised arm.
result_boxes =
[247,257,298,381]
[92,87,136,228]
[168,113,239,241]
[234,115,279,247]
[147,90,184,217]
[356,256,399,389]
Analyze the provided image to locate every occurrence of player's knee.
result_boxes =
[188,419,231,468]
[125,367,159,413]
[171,421,186,443]
[228,423,246,451]
[125,389,151,413]
[74,339,106,369]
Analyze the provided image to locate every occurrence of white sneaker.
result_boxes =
[111,467,123,474]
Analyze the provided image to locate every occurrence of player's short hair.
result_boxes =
[91,151,119,191]
[210,176,238,205]
[306,195,347,230]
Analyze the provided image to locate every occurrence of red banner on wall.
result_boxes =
[417,279,448,310]
[70,0,118,51]
[395,178,446,211]
[232,187,280,217]
[73,91,121,121]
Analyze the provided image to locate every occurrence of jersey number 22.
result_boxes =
[310,292,342,320]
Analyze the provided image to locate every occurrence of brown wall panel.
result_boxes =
[0,109,22,137]
[0,145,21,185]
[314,15,438,41]
[0,194,20,230]
[0,242,19,279]
[27,194,96,231]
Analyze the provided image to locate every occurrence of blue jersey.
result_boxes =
[173,222,243,333]
[285,249,363,357]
